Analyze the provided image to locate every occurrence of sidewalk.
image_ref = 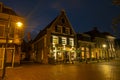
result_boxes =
[0,58,119,80]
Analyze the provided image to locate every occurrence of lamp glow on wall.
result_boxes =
[14,21,23,44]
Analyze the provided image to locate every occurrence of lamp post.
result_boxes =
[1,16,23,80]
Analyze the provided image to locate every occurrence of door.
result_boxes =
[0,48,5,69]
[6,49,14,67]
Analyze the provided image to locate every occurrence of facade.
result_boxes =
[85,27,116,61]
[115,38,120,57]
[32,10,76,64]
[0,2,24,67]
[32,12,117,64]
[103,32,116,59]
[76,33,95,62]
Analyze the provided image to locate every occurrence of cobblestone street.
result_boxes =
[0,59,120,80]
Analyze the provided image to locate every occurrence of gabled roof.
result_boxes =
[0,2,18,16]
[2,7,17,16]
[84,27,105,38]
[77,33,91,42]
[33,10,75,42]
[33,16,58,42]
[102,32,114,36]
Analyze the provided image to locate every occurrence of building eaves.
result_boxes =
[84,29,105,38]
[102,32,114,36]
[2,6,18,16]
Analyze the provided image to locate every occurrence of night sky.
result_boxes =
[0,0,120,39]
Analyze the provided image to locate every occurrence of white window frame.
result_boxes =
[69,38,74,46]
[62,37,67,45]
[52,36,58,44]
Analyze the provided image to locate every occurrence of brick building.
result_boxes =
[0,2,24,67]
[32,10,76,64]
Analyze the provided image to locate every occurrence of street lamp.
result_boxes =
[102,44,107,48]
[102,44,107,61]
[16,22,23,28]
[1,17,23,80]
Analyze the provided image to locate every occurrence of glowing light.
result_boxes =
[8,40,13,43]
[102,44,107,48]
[63,45,66,50]
[54,47,57,59]
[16,22,23,28]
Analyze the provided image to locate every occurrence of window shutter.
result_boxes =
[70,29,72,34]
[67,38,69,45]
[59,37,62,44]
[55,26,57,32]
[62,27,65,33]
[50,36,52,43]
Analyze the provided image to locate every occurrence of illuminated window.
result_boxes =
[53,36,58,44]
[81,47,84,50]
[69,38,74,46]
[82,52,85,59]
[86,47,89,51]
[62,37,66,45]
[0,25,5,38]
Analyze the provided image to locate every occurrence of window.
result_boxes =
[69,38,74,46]
[81,47,84,50]
[62,37,67,45]
[70,29,73,34]
[65,28,70,34]
[86,47,89,51]
[9,24,14,38]
[0,25,5,38]
[53,36,58,44]
[55,25,62,33]
[61,18,65,23]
